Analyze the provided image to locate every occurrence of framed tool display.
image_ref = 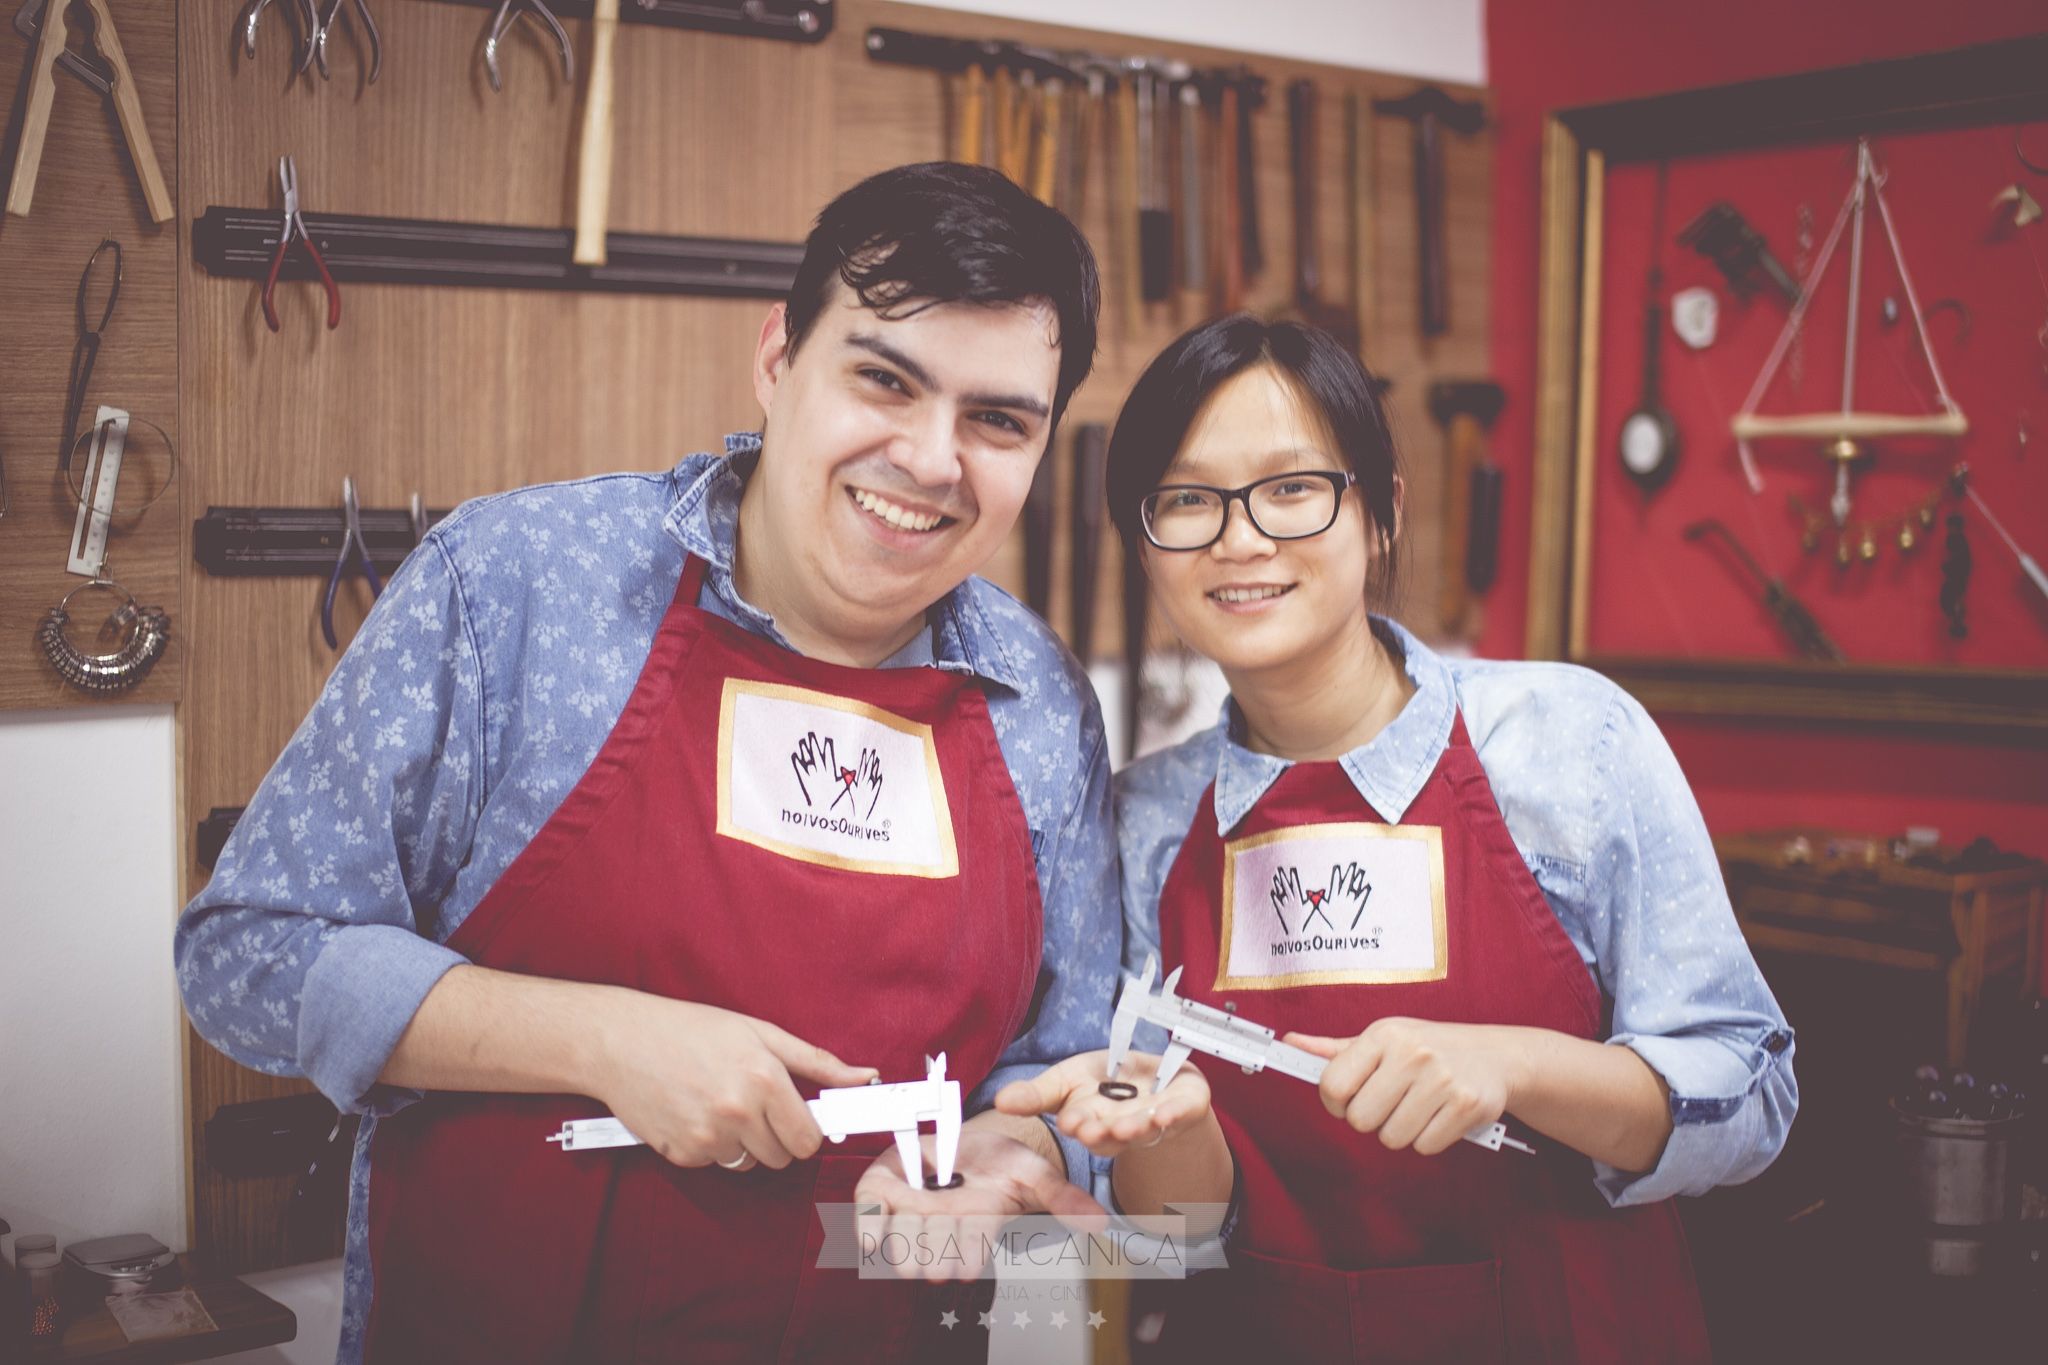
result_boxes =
[1529,37,2048,730]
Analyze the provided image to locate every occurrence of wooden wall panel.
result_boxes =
[163,0,1490,1269]
[0,0,182,710]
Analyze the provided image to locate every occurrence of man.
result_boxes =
[177,162,1115,1364]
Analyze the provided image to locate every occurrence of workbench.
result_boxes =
[1715,829,2045,1069]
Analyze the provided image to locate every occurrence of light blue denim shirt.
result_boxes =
[1115,619,1797,1209]
[175,435,1119,1364]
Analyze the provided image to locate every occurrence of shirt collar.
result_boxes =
[1208,617,1457,832]
[663,434,1023,692]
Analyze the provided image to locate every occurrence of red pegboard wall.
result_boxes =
[1584,126,2048,669]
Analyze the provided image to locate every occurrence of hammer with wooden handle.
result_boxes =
[572,0,622,266]
[1428,381,1504,636]
[1372,87,1485,340]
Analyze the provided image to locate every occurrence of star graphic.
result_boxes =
[1012,1310,1032,1329]
[1049,1309,1069,1329]
[977,1311,995,1330]
[939,1311,958,1330]
[1088,1310,1107,1329]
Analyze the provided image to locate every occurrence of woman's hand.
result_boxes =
[1286,1018,1523,1156]
[993,1049,1212,1157]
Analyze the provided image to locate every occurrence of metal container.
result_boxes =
[61,1233,178,1296]
[1891,1101,2024,1228]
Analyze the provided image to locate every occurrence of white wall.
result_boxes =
[0,705,185,1258]
[899,0,1486,84]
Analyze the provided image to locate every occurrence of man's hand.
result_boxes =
[1287,1018,1522,1156]
[594,995,877,1171]
[993,1049,1212,1158]
[853,1121,1106,1283]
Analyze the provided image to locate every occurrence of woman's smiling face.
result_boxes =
[1140,363,1380,677]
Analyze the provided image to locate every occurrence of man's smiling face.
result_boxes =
[739,285,1063,663]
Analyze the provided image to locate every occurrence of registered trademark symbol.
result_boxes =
[882,819,891,830]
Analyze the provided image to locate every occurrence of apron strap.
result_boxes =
[679,552,708,604]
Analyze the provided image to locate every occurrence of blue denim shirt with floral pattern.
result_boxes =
[176,435,1119,1364]
[1114,620,1797,1208]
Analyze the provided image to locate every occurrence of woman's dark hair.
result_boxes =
[1105,314,1402,606]
[784,162,1101,430]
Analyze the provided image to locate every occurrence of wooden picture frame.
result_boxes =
[1527,36,2048,731]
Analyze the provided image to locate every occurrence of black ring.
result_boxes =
[922,1172,965,1190]
[1098,1081,1140,1101]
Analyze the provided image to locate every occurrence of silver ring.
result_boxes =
[717,1152,752,1170]
[64,412,179,523]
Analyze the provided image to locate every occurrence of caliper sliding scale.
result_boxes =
[1107,956,1535,1155]
[546,1052,965,1185]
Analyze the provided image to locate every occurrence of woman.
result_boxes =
[999,316,1796,1361]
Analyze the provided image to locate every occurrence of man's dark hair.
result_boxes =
[1104,314,1403,606]
[784,162,1101,429]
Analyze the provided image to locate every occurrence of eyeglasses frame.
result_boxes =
[1137,468,1359,552]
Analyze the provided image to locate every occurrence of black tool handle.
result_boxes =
[1023,454,1056,618]
[1288,80,1321,305]
[1765,584,1846,661]
[1415,112,1448,337]
[1465,462,1502,594]
[1236,78,1263,281]
[1138,74,1172,302]
[1069,424,1109,666]
[1139,209,1173,301]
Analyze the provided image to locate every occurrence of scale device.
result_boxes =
[1732,139,1967,523]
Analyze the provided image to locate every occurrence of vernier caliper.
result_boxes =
[1105,957,1535,1155]
[546,1052,967,1187]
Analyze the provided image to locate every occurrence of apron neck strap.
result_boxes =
[679,553,708,605]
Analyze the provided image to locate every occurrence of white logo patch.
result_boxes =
[716,679,958,878]
[1216,822,1446,990]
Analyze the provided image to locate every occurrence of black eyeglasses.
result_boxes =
[1137,469,1357,551]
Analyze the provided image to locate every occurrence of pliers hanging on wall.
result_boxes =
[302,0,383,85]
[242,0,382,84]
[483,0,575,92]
[241,0,315,65]
[263,155,341,333]
[323,477,384,649]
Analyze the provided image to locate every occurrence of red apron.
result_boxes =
[1153,715,1710,1364]
[363,555,1043,1364]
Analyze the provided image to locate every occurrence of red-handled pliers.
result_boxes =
[262,155,341,333]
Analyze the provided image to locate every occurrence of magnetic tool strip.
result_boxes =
[194,506,450,577]
[193,208,803,298]
[419,0,833,42]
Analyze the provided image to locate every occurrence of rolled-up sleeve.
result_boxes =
[1579,690,1798,1205]
[967,718,1121,1192]
[174,535,484,1116]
